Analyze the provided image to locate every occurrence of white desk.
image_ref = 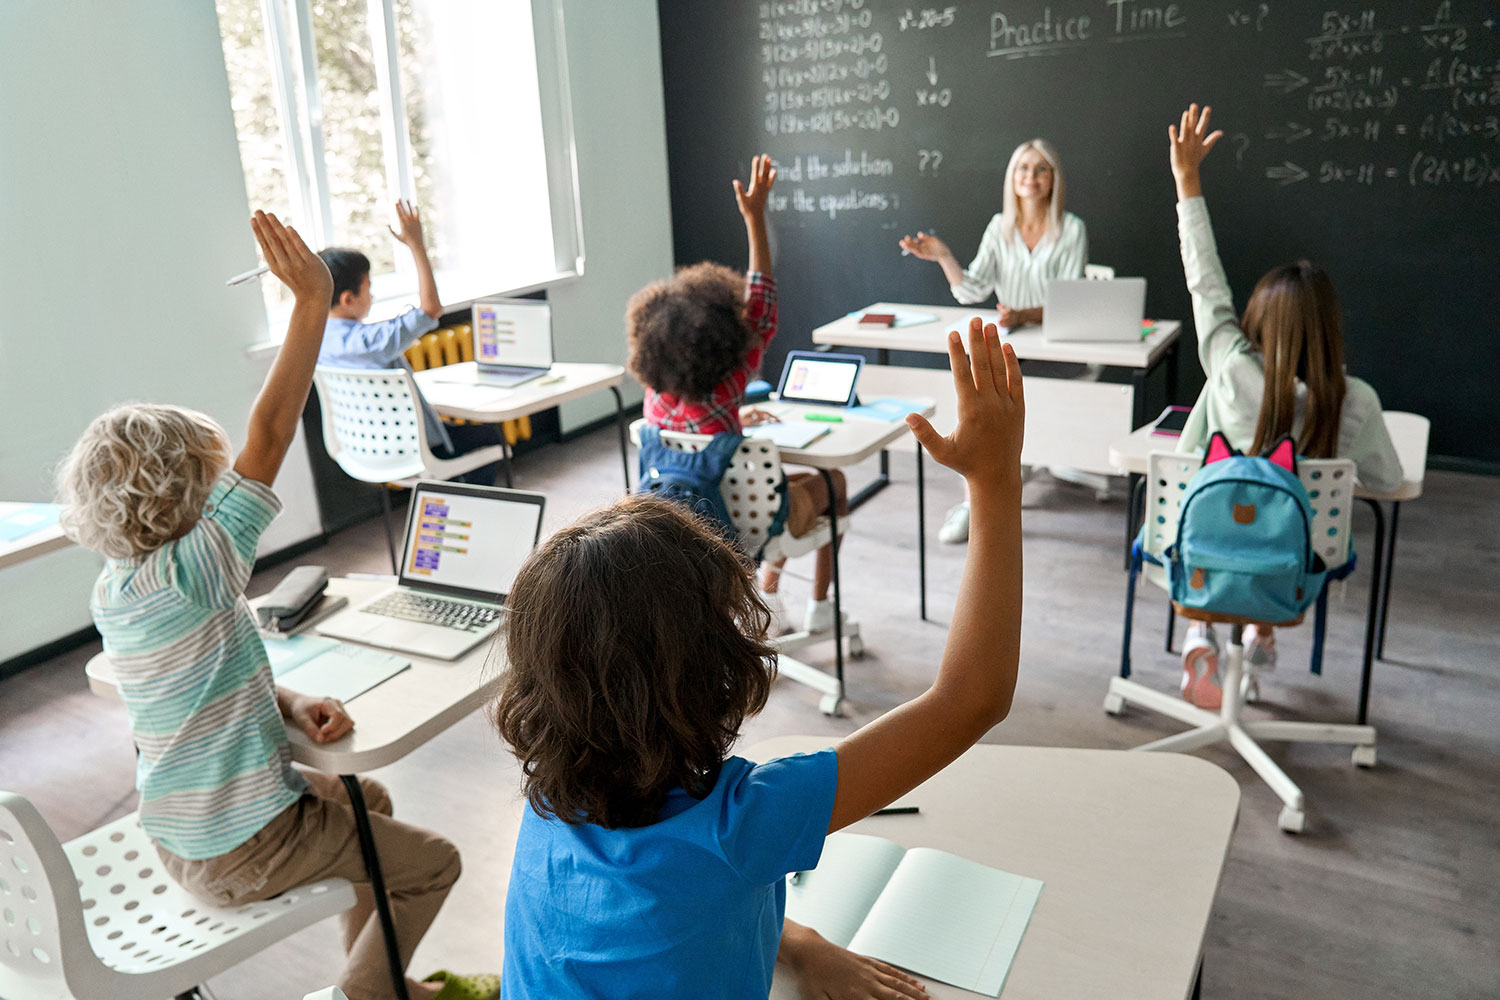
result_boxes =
[0,503,70,571]
[1107,413,1430,725]
[414,362,631,491]
[814,303,1184,476]
[85,577,499,1000]
[749,736,1240,1000]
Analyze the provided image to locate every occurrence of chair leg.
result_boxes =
[1377,501,1400,660]
[1357,499,1386,726]
[379,486,399,575]
[1164,601,1176,654]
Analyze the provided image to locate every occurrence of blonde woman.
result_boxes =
[900,139,1088,541]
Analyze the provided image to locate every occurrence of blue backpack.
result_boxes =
[636,426,744,547]
[1166,433,1328,624]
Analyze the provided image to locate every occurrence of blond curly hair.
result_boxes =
[56,404,232,559]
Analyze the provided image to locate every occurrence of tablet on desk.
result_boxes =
[775,350,864,407]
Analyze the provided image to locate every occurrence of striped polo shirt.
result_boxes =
[91,471,306,860]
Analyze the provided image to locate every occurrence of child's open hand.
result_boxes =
[733,154,777,220]
[251,210,332,304]
[905,317,1025,489]
[288,693,354,743]
[787,926,929,999]
[388,199,426,250]
[1168,103,1223,181]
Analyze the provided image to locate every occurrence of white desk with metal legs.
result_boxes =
[1107,411,1430,726]
[414,362,632,491]
[85,578,500,1000]
[749,736,1239,1000]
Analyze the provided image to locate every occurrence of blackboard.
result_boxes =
[658,1,1500,464]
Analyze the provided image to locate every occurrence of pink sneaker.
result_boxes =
[1180,626,1222,710]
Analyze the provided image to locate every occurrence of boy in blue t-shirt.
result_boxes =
[494,318,1027,998]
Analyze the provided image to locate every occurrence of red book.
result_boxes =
[858,312,896,328]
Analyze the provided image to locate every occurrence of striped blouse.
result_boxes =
[950,211,1089,309]
[91,471,306,860]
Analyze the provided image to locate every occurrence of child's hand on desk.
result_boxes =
[742,407,781,427]
[251,211,332,304]
[905,317,1025,489]
[782,923,929,999]
[733,153,777,221]
[284,691,354,743]
[388,199,428,250]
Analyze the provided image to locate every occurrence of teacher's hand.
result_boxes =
[898,231,953,263]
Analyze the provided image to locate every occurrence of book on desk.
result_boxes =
[786,831,1042,996]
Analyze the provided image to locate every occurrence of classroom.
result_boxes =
[1,2,1496,999]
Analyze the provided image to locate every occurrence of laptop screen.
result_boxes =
[472,300,553,370]
[775,350,864,406]
[397,483,545,602]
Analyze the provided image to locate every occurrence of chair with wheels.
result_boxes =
[0,792,355,1000]
[629,419,862,716]
[313,367,507,573]
[1106,450,1376,833]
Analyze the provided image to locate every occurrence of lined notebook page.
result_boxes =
[784,832,907,948]
[849,848,1043,996]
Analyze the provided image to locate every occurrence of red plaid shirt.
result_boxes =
[643,271,777,435]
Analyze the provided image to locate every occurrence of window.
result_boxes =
[216,0,581,328]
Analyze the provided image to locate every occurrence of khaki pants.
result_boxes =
[157,772,461,1000]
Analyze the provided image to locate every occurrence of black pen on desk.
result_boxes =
[874,805,920,816]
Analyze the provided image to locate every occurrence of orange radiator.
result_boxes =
[404,323,532,445]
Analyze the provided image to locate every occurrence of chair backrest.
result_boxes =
[1084,264,1116,281]
[0,792,96,999]
[628,419,785,555]
[1143,451,1356,572]
[312,367,434,485]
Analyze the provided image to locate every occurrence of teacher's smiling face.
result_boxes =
[1011,149,1054,202]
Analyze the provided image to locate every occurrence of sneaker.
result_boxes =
[422,971,501,1000]
[802,598,846,634]
[939,501,971,544]
[1180,624,1222,710]
[1244,624,1278,673]
[760,590,790,635]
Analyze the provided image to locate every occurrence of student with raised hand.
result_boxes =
[317,199,502,484]
[495,316,1024,999]
[1166,103,1402,707]
[899,139,1086,543]
[57,212,493,1000]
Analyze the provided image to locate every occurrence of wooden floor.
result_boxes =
[3,426,1497,999]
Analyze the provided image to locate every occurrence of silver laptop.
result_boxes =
[1043,278,1147,342]
[316,482,545,660]
[471,299,553,387]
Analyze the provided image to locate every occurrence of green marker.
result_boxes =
[806,413,843,423]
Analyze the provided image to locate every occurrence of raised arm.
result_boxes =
[828,318,1024,831]
[234,212,333,488]
[1169,104,1248,377]
[390,199,442,319]
[733,154,777,280]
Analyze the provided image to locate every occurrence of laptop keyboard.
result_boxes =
[362,592,500,632]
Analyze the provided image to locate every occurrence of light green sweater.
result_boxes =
[1176,197,1403,494]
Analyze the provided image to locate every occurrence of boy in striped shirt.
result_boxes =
[57,213,488,1000]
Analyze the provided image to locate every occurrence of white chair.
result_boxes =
[313,367,507,572]
[0,793,355,1000]
[630,419,862,716]
[1084,263,1116,280]
[1105,452,1376,833]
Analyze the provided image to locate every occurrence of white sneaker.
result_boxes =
[760,591,789,635]
[802,598,846,634]
[939,501,971,544]
[1244,624,1278,673]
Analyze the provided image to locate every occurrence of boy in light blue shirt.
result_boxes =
[317,200,501,484]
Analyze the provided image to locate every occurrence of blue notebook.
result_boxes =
[262,634,409,703]
[844,398,926,422]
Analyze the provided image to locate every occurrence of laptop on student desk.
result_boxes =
[470,299,553,387]
[316,482,544,660]
[1043,277,1148,342]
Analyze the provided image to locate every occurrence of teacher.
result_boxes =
[899,138,1088,542]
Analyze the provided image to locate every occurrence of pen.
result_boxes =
[805,413,843,423]
[900,229,936,257]
[226,264,271,286]
[874,806,920,816]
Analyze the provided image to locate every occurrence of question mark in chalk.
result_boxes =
[1256,4,1270,31]
[1232,133,1251,168]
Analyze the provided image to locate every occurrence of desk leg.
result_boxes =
[1357,499,1386,727]
[848,348,892,510]
[1166,339,1181,404]
[1124,474,1144,571]
[1377,501,1400,660]
[1192,960,1203,1000]
[500,437,515,489]
[917,443,927,621]
[1130,368,1149,429]
[610,386,631,493]
[378,487,399,575]
[878,348,891,486]
[820,469,846,699]
[340,775,411,1000]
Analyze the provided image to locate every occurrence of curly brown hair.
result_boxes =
[492,493,777,829]
[625,262,756,401]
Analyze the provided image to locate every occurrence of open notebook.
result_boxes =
[785,832,1043,997]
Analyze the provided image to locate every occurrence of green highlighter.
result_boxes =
[805,413,843,423]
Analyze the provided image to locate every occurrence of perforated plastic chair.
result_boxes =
[629,419,862,715]
[1083,263,1116,280]
[0,793,355,1000]
[1106,451,1375,833]
[313,366,507,571]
